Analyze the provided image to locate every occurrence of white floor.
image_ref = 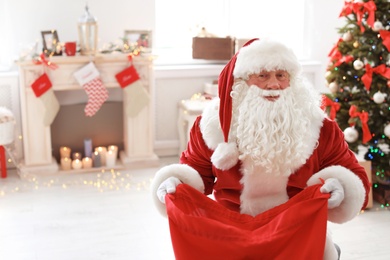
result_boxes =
[0,156,389,260]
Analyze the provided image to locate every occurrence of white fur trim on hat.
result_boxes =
[150,163,205,217]
[233,38,301,79]
[307,165,366,224]
[211,142,239,170]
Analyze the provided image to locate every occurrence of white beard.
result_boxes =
[230,78,322,177]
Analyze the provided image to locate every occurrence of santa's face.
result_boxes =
[245,70,290,102]
[230,77,316,176]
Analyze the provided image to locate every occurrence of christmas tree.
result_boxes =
[323,0,390,206]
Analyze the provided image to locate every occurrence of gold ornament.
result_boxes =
[353,41,359,48]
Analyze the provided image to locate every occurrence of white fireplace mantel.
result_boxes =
[17,54,158,174]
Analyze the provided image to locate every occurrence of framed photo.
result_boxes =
[41,30,62,56]
[124,30,152,53]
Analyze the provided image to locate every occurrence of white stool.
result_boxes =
[177,98,212,155]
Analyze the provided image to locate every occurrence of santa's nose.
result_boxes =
[265,75,281,90]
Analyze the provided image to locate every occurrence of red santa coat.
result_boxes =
[179,115,370,223]
[150,100,370,259]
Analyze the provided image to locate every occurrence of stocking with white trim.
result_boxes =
[31,73,60,126]
[74,62,109,117]
[115,65,149,117]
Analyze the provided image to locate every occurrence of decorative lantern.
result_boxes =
[78,5,98,55]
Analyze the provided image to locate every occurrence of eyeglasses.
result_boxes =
[253,70,290,82]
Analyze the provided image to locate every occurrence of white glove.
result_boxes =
[320,178,344,209]
[157,176,182,204]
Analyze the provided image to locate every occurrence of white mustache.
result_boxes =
[259,90,281,97]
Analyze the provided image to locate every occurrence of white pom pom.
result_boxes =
[211,142,239,170]
[344,127,359,143]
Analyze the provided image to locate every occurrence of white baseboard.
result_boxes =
[154,140,180,157]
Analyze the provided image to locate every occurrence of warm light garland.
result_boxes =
[0,168,152,197]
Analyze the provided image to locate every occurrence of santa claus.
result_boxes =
[151,38,370,260]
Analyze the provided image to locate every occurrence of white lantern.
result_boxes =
[78,5,98,55]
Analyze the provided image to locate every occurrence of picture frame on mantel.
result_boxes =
[41,30,62,56]
[124,30,152,53]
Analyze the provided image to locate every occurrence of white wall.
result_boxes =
[0,0,348,156]
[304,0,346,92]
[0,0,155,69]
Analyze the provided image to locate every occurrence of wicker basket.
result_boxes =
[0,120,15,145]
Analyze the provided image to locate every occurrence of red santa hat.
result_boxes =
[211,38,301,170]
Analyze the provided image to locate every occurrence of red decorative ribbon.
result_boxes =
[33,53,58,70]
[321,95,340,120]
[339,0,376,32]
[349,105,371,144]
[329,49,353,67]
[328,38,343,58]
[361,64,390,91]
[380,30,390,51]
[363,1,377,28]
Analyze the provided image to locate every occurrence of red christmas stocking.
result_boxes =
[74,62,108,117]
[115,65,149,117]
[31,73,60,125]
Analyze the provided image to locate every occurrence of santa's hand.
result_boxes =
[157,177,182,204]
[320,178,344,209]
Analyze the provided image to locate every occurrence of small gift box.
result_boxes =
[192,37,235,60]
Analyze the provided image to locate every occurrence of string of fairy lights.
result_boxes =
[0,168,153,197]
[0,133,152,196]
[1,135,389,214]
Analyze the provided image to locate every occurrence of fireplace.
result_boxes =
[17,54,158,175]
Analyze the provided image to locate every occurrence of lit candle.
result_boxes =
[107,145,118,159]
[60,157,72,171]
[84,138,93,158]
[71,159,83,170]
[82,157,92,169]
[94,146,107,166]
[72,152,82,160]
[106,150,116,168]
[60,146,71,159]
[92,151,101,168]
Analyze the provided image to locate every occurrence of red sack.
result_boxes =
[166,184,330,260]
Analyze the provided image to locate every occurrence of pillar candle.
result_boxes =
[84,138,93,158]
[94,146,107,166]
[71,159,83,170]
[60,146,71,159]
[107,145,118,159]
[106,150,116,168]
[92,151,101,168]
[60,157,72,171]
[82,157,93,169]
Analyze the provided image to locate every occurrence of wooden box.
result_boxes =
[192,37,235,60]
[359,160,373,209]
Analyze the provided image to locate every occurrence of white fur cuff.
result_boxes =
[307,165,366,223]
[150,164,204,217]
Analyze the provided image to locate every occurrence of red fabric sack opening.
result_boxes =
[166,184,330,260]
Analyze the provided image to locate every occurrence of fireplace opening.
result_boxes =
[50,89,124,163]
